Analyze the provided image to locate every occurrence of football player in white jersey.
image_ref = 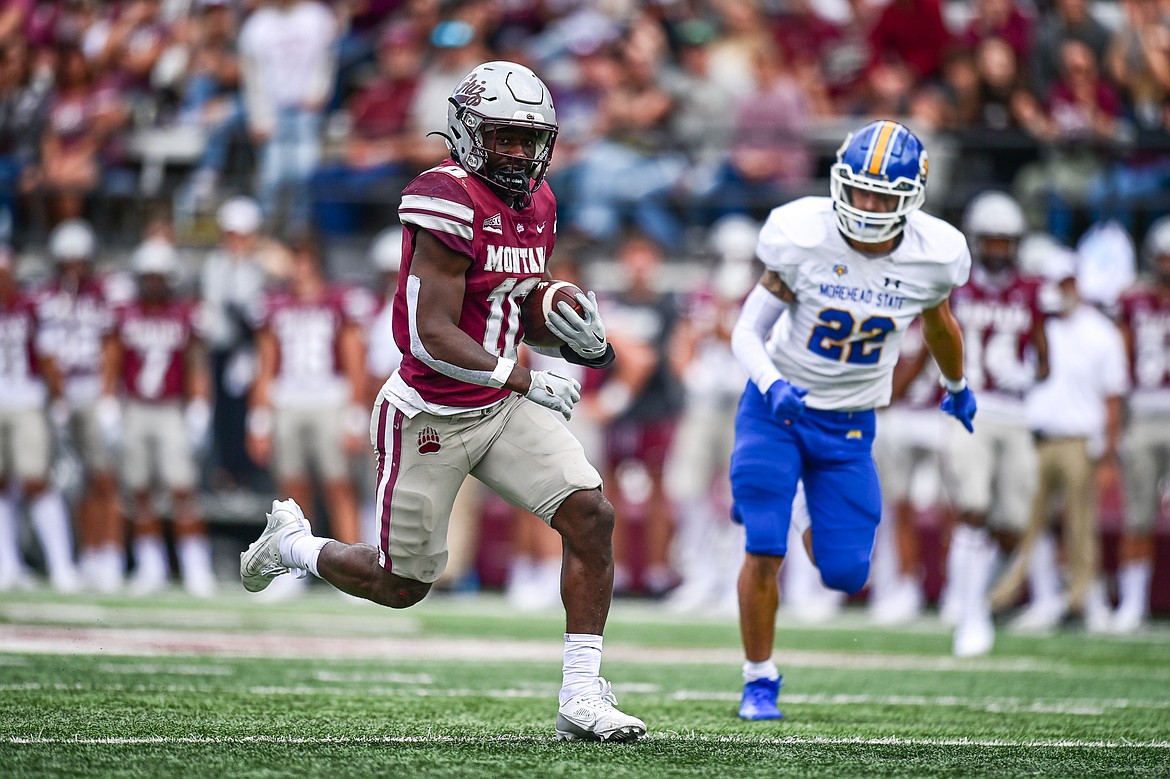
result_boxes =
[729,120,975,720]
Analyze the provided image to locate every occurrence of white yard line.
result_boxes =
[3,734,1169,749]
[0,625,1073,674]
[3,680,1167,717]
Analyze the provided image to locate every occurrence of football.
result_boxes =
[520,279,585,348]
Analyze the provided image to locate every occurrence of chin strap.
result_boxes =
[559,342,615,369]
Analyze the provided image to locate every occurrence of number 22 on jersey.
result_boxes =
[807,308,896,365]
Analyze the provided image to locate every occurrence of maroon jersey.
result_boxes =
[115,299,196,402]
[0,291,47,406]
[261,285,373,407]
[34,278,113,394]
[395,161,556,408]
[1117,284,1170,395]
[949,270,1044,399]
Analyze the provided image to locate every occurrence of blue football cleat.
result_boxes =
[738,677,783,720]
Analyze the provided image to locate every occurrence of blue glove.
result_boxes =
[763,378,808,422]
[941,386,977,433]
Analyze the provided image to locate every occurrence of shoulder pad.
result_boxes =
[762,197,833,250]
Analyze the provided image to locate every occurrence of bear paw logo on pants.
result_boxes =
[417,426,442,455]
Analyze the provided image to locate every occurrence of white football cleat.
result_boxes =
[953,614,995,658]
[556,678,646,743]
[240,499,310,593]
[1009,598,1066,633]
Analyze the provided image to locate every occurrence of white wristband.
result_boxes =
[488,357,516,389]
[941,376,967,393]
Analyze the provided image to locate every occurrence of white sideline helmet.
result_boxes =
[131,238,181,278]
[370,226,404,272]
[962,191,1026,240]
[49,219,97,262]
[1143,216,1170,265]
[445,60,557,206]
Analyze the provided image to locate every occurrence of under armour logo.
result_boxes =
[417,426,441,455]
[884,277,902,289]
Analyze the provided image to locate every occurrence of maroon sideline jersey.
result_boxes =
[35,278,113,391]
[394,161,556,408]
[0,291,46,403]
[949,271,1044,398]
[115,299,196,402]
[261,285,374,406]
[1117,284,1170,395]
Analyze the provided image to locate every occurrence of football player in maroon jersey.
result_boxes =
[942,191,1049,657]
[100,239,215,597]
[241,61,645,742]
[1112,217,1170,633]
[36,220,123,592]
[0,248,79,593]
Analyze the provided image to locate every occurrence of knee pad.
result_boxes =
[817,552,871,595]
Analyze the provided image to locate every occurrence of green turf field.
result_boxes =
[1,588,1167,777]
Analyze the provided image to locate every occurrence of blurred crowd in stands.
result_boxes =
[0,0,1168,632]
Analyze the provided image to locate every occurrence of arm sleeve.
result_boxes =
[731,285,786,392]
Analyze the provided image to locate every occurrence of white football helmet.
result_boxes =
[445,60,557,206]
[963,191,1026,272]
[1143,215,1170,266]
[370,226,404,273]
[49,219,96,262]
[131,238,181,278]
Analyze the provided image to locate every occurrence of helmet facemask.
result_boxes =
[830,164,926,244]
[444,62,559,209]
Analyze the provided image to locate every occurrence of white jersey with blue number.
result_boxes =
[758,197,970,411]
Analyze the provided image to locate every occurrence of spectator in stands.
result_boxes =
[406,18,489,169]
[958,0,1034,65]
[866,0,950,82]
[705,0,773,102]
[31,44,127,223]
[311,21,425,235]
[0,1,30,45]
[696,45,818,224]
[1030,0,1112,99]
[179,0,245,206]
[601,232,685,597]
[330,0,402,108]
[1014,39,1124,241]
[0,247,79,594]
[85,0,171,101]
[1106,0,1170,131]
[0,40,49,239]
[567,21,686,249]
[102,239,216,598]
[1085,0,1170,230]
[246,231,371,597]
[239,0,338,230]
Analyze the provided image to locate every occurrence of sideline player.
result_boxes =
[240,61,646,742]
[729,120,975,720]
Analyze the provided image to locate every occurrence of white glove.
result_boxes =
[546,291,608,360]
[184,398,212,454]
[95,395,122,450]
[525,370,581,421]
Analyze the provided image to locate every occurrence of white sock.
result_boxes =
[742,659,779,683]
[29,491,76,578]
[560,633,603,705]
[284,533,331,578]
[950,524,993,621]
[1027,533,1063,607]
[0,496,28,580]
[134,535,169,580]
[1117,560,1152,615]
[177,535,213,579]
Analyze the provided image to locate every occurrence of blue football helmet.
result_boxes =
[830,120,928,244]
